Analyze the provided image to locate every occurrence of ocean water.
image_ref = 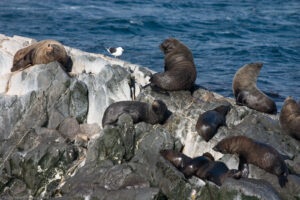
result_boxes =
[0,0,299,110]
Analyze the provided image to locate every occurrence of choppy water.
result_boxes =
[0,0,299,109]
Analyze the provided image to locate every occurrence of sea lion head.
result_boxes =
[42,41,68,63]
[213,136,250,154]
[233,62,264,91]
[159,38,180,54]
[160,149,192,170]
[214,105,231,116]
[202,152,215,161]
[149,100,168,124]
[280,96,299,119]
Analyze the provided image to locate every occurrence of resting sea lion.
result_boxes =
[161,151,241,186]
[160,149,192,171]
[181,154,212,179]
[213,136,289,187]
[280,96,300,140]
[150,38,197,91]
[102,100,168,127]
[196,105,231,142]
[11,40,72,72]
[182,152,241,186]
[232,62,277,114]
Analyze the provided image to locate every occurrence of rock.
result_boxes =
[221,178,282,200]
[0,127,84,199]
[58,118,81,142]
[79,123,101,139]
[0,34,299,200]
[86,114,135,165]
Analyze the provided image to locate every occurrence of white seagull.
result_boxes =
[106,47,124,58]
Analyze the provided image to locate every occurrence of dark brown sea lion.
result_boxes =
[161,151,241,186]
[181,154,212,179]
[213,136,289,187]
[11,40,72,72]
[196,105,231,142]
[202,161,242,186]
[232,62,277,114]
[280,96,300,140]
[160,149,192,171]
[102,100,168,127]
[182,152,241,186]
[150,38,197,91]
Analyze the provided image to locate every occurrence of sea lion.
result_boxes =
[150,38,197,91]
[102,100,168,127]
[280,96,300,140]
[182,152,241,186]
[202,161,242,186]
[196,105,231,142]
[213,136,289,187]
[11,40,72,72]
[232,62,277,114]
[160,149,192,171]
[181,154,212,179]
[161,151,241,186]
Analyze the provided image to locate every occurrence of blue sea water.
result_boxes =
[0,0,299,110]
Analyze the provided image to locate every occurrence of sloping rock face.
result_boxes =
[0,34,299,200]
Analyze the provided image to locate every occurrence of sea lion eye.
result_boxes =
[48,44,51,47]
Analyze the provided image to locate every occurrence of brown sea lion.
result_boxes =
[196,105,231,142]
[232,62,277,114]
[161,151,241,186]
[102,100,168,127]
[181,154,212,179]
[11,40,72,72]
[182,152,241,186]
[202,161,242,186]
[213,136,289,187]
[150,38,197,91]
[280,96,300,140]
[160,149,192,171]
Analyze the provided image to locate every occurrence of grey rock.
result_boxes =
[221,178,282,200]
[58,117,81,141]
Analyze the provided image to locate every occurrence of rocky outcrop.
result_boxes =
[0,34,299,200]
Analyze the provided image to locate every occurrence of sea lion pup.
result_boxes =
[11,40,72,72]
[160,149,192,171]
[196,105,231,142]
[280,96,300,140]
[102,100,168,127]
[213,136,289,187]
[150,38,197,91]
[232,62,277,114]
[181,154,212,179]
[182,152,241,186]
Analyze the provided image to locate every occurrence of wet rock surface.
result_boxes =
[0,35,299,200]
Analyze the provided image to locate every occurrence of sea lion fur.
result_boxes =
[160,149,192,171]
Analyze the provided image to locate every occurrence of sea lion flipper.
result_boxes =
[229,169,242,179]
[238,156,249,177]
[149,83,170,96]
[280,154,292,160]
[278,175,288,187]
